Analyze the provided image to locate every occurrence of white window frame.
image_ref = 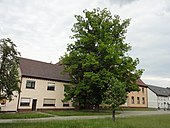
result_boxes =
[20,98,31,106]
[43,99,56,106]
[26,80,35,89]
[47,83,55,91]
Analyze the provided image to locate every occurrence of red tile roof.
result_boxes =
[19,57,70,82]
[136,79,146,86]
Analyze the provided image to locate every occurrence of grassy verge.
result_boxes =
[44,110,113,116]
[0,112,53,119]
[0,114,170,128]
[119,107,157,111]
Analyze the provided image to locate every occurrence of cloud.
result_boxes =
[108,0,138,7]
[0,0,170,87]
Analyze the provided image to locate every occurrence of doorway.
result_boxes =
[32,99,37,111]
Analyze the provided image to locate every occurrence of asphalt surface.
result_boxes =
[0,110,170,123]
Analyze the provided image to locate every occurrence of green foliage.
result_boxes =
[60,8,143,110]
[103,78,127,109]
[0,38,20,101]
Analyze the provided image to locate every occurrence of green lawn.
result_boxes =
[0,114,170,128]
[44,110,112,116]
[0,112,53,119]
[0,110,113,119]
[119,107,157,111]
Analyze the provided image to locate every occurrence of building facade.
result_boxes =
[148,85,170,109]
[1,57,73,111]
[122,79,148,108]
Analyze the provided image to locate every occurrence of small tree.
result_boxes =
[103,77,127,121]
[61,8,143,113]
[0,38,20,101]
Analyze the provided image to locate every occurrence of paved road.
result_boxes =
[0,110,170,123]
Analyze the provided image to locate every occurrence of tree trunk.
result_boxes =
[94,104,99,112]
[112,110,115,122]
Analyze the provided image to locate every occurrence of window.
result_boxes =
[26,80,35,89]
[137,97,140,104]
[63,102,69,107]
[131,96,134,104]
[47,83,55,91]
[142,97,145,104]
[20,98,30,106]
[142,88,144,93]
[43,99,55,106]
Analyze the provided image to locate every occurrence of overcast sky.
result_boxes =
[0,0,170,87]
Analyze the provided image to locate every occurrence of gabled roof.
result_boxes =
[136,79,147,86]
[19,57,70,82]
[148,85,170,97]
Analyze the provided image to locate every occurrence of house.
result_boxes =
[1,57,73,112]
[148,85,170,109]
[0,57,151,111]
[121,79,148,108]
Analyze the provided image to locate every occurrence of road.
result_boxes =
[0,110,170,123]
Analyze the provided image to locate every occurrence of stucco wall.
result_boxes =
[18,77,73,110]
[148,89,157,108]
[121,86,148,108]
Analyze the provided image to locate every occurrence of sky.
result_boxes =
[0,0,170,87]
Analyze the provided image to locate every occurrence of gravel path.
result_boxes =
[0,110,170,123]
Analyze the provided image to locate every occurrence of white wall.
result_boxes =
[148,89,157,108]
[148,88,170,109]
[157,96,169,109]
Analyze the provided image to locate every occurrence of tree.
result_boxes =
[60,8,143,115]
[0,38,20,101]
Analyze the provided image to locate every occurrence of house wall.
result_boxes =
[148,88,170,109]
[148,89,157,108]
[0,91,19,111]
[157,96,169,109]
[121,86,148,108]
[18,77,73,111]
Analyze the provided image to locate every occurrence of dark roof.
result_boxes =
[19,57,70,82]
[136,79,147,86]
[148,85,170,97]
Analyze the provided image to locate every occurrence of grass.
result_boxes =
[0,110,114,119]
[119,107,157,111]
[0,114,170,128]
[0,112,53,119]
[44,110,112,116]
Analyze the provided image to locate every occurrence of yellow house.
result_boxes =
[122,79,148,108]
[1,57,73,112]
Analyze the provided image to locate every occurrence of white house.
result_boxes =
[1,57,73,112]
[148,85,170,110]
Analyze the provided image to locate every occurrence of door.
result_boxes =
[32,99,37,111]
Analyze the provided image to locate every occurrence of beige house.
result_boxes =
[122,79,148,108]
[1,57,73,112]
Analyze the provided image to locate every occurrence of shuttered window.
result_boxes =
[43,99,55,106]
[20,98,30,106]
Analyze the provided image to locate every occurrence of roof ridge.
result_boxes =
[19,57,57,65]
